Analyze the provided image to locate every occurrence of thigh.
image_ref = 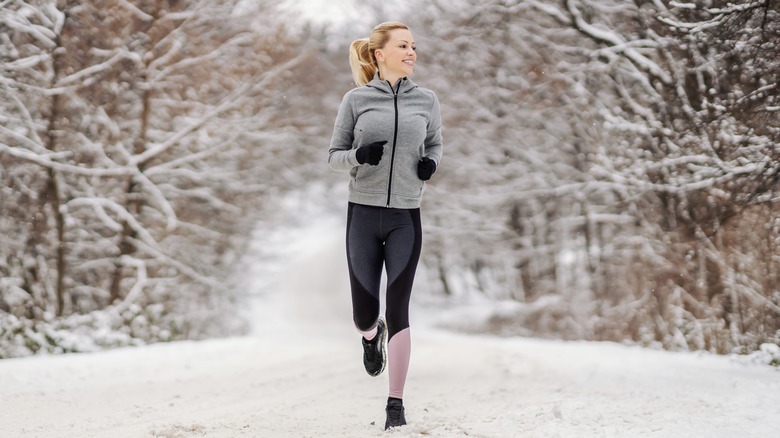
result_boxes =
[382,208,422,337]
[383,208,422,288]
[346,203,384,300]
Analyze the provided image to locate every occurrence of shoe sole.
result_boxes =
[365,318,388,377]
[377,318,388,376]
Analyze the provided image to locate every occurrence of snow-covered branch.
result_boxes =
[55,50,139,87]
[2,53,48,71]
[565,0,672,84]
[0,142,134,177]
[132,171,178,233]
[116,255,148,307]
[132,53,307,167]
[128,236,221,289]
[0,8,57,48]
[65,197,159,248]
[117,0,154,21]
[149,32,254,83]
[145,132,240,175]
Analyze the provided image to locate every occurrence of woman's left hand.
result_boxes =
[417,156,437,181]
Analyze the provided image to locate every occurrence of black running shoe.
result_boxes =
[361,318,387,377]
[385,398,406,430]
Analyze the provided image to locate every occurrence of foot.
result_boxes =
[385,398,406,430]
[361,318,387,377]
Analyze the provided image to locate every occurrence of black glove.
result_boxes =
[417,156,437,180]
[356,141,386,165]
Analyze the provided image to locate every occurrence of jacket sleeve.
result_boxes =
[424,92,443,167]
[328,91,360,171]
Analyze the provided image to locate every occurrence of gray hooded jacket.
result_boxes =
[328,74,443,209]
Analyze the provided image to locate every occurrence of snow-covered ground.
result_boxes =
[2,192,779,438]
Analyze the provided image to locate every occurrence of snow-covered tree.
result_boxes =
[537,0,780,352]
[404,0,616,328]
[0,0,311,356]
[4,0,775,358]
[400,0,778,352]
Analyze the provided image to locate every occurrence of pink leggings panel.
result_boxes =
[388,327,411,399]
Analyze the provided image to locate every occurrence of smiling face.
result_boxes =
[375,29,416,84]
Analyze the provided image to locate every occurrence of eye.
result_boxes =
[412,46,417,51]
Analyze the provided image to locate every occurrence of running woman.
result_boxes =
[327,21,443,430]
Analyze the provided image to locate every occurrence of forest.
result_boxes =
[1,0,778,358]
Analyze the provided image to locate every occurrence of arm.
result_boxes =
[328,92,360,171]
[424,92,443,166]
[418,92,443,180]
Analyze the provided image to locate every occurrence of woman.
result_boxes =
[327,21,443,430]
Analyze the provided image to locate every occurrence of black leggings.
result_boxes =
[346,202,422,341]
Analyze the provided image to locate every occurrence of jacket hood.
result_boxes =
[365,72,418,94]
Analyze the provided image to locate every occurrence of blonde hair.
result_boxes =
[349,21,410,86]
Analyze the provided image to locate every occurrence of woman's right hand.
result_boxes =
[356,141,386,165]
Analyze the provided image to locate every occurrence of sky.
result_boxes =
[279,0,363,27]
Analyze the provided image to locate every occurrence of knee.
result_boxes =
[353,312,378,332]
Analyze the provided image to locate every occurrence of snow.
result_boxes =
[1,197,779,438]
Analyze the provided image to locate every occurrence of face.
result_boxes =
[375,29,416,79]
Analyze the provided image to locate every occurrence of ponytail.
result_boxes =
[349,38,376,87]
[348,21,410,87]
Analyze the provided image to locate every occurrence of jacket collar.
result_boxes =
[365,72,418,94]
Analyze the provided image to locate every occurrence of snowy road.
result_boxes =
[1,215,779,437]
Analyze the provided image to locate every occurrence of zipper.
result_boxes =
[386,79,402,207]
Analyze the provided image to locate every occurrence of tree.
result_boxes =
[0,0,310,356]
[407,0,617,319]
[540,0,780,351]
[402,0,779,352]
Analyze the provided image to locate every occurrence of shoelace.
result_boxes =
[363,340,377,359]
[364,336,379,351]
[387,405,403,421]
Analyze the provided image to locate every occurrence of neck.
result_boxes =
[378,69,403,87]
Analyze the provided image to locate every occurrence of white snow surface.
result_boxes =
[2,197,779,438]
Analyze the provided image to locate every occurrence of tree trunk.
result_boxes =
[46,13,68,316]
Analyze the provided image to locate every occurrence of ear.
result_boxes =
[374,49,384,63]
